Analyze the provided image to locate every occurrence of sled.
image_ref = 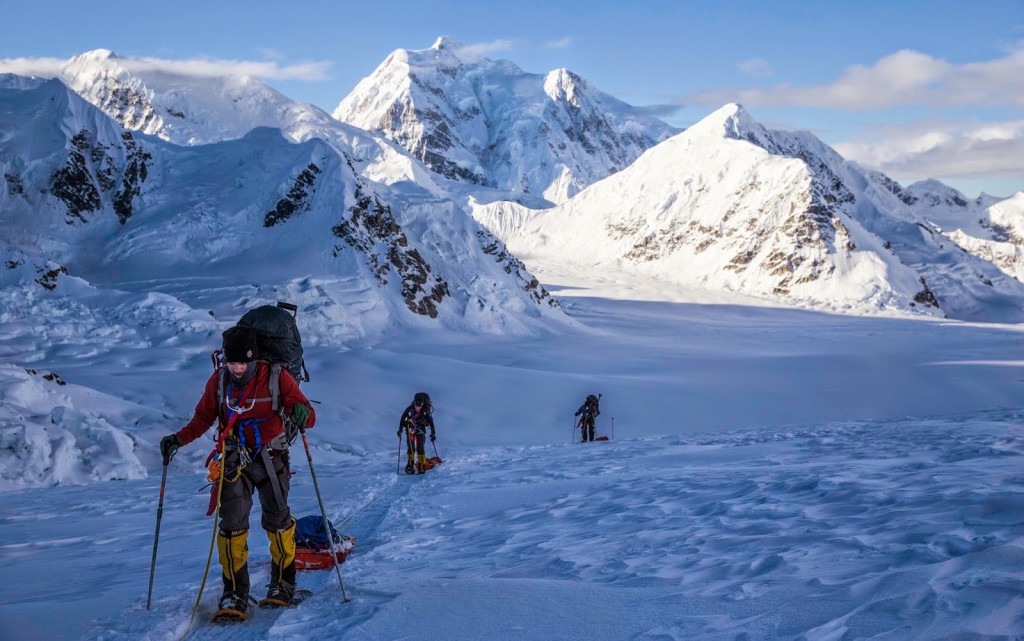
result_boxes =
[595,436,610,441]
[422,456,442,471]
[294,535,356,571]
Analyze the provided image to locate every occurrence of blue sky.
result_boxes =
[3,0,1022,197]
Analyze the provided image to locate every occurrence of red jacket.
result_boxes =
[177,362,315,447]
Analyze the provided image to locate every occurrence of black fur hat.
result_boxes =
[222,326,258,363]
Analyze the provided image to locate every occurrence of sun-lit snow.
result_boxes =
[2,270,1023,640]
[1,43,1024,641]
[473,104,1024,322]
[334,36,678,206]
[16,50,444,196]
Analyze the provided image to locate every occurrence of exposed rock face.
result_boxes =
[45,127,151,225]
[265,163,323,227]
[478,230,558,308]
[50,131,103,223]
[332,179,450,318]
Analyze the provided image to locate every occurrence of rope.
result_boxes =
[336,488,387,529]
[177,435,227,641]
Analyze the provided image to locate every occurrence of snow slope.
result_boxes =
[1,273,1022,640]
[0,77,564,341]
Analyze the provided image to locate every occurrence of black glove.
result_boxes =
[430,432,436,442]
[397,428,403,437]
[574,410,581,416]
[160,434,181,464]
[289,403,312,429]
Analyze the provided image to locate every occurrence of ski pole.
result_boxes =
[396,433,402,476]
[571,416,578,444]
[431,438,441,462]
[146,461,169,610]
[298,424,350,603]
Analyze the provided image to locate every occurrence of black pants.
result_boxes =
[405,427,426,455]
[220,450,291,532]
[580,417,595,442]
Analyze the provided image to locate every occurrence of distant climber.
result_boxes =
[398,392,436,474]
[574,394,601,443]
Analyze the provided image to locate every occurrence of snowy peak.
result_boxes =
[53,50,285,144]
[334,38,678,204]
[68,48,122,63]
[12,50,444,195]
[687,103,762,141]
[0,78,564,335]
[431,35,463,51]
[428,35,469,66]
[473,104,1024,322]
[904,179,970,209]
[0,77,151,231]
[543,68,588,106]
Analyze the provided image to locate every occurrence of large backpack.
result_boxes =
[236,302,308,383]
[210,302,308,444]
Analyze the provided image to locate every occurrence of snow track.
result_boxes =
[5,413,1017,640]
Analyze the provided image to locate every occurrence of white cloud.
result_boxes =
[0,56,66,77]
[834,118,1024,182]
[687,41,1024,110]
[737,58,774,78]
[545,37,573,49]
[456,39,515,59]
[0,54,332,82]
[130,57,332,81]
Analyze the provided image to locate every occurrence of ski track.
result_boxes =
[1,413,1022,640]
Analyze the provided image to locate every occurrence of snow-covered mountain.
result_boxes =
[879,179,1024,283]
[0,77,563,339]
[473,104,1024,322]
[8,47,1024,325]
[334,36,678,206]
[20,49,443,195]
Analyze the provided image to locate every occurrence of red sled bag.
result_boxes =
[293,515,356,570]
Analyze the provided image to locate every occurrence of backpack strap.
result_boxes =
[269,364,282,412]
[217,367,228,428]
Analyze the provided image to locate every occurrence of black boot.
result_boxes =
[263,562,296,607]
[217,565,252,617]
